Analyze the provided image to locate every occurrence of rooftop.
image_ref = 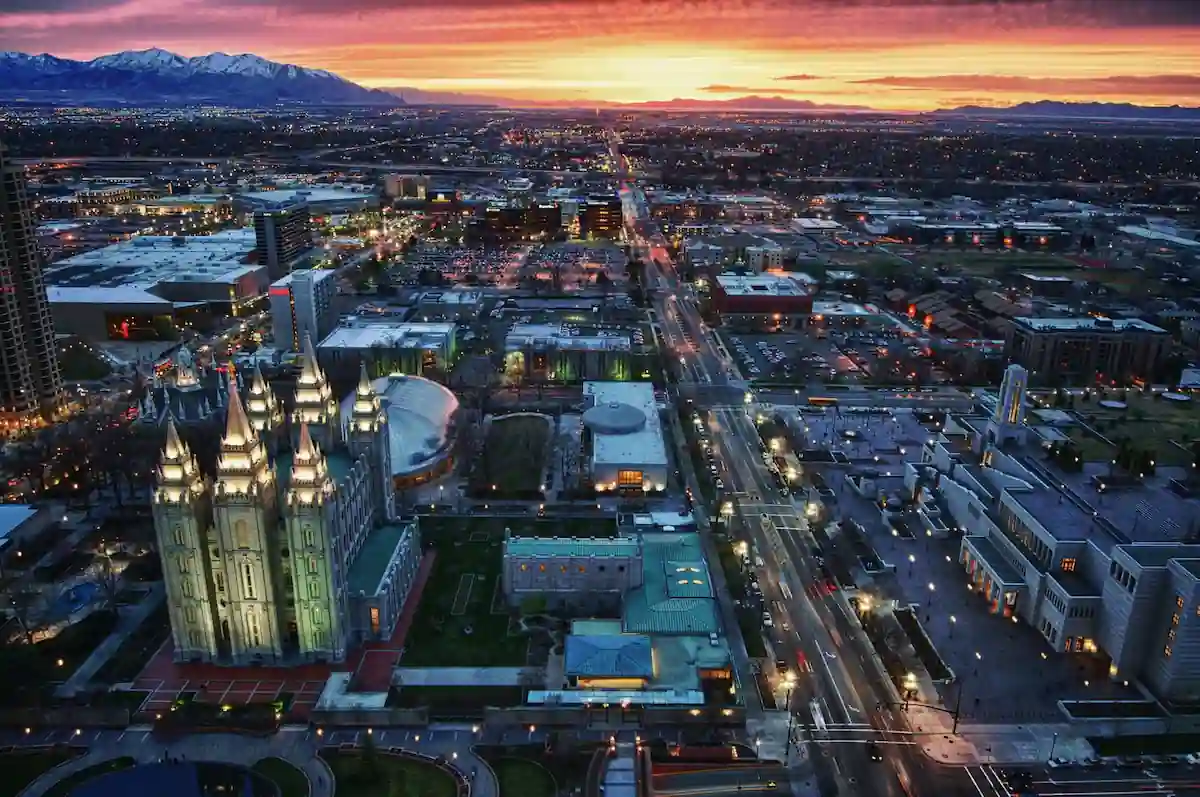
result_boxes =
[506,324,631,353]
[505,536,641,558]
[44,228,260,298]
[715,273,814,297]
[340,375,458,478]
[240,187,379,209]
[0,505,37,545]
[583,382,669,469]
[270,269,337,289]
[623,533,718,636]
[564,634,654,678]
[1012,316,1168,334]
[318,319,456,351]
[346,523,416,595]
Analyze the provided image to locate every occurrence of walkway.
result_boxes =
[56,584,164,698]
[350,551,437,692]
[18,730,335,797]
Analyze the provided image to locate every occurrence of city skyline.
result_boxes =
[2,0,1199,109]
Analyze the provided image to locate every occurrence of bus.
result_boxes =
[808,396,840,407]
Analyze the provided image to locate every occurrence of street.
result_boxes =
[611,134,987,797]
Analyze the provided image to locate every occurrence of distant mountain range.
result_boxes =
[932,100,1200,121]
[1,50,1197,122]
[0,49,398,106]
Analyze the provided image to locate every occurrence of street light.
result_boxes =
[949,615,957,638]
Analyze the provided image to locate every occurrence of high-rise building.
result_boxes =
[579,195,623,240]
[0,140,64,429]
[269,269,338,352]
[152,351,422,666]
[253,201,312,281]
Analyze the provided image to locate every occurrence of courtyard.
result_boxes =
[469,414,552,499]
[400,517,532,668]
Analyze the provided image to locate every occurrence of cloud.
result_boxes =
[0,0,125,10]
[699,84,811,94]
[776,73,821,80]
[854,73,1200,98]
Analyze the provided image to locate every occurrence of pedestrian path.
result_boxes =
[56,584,164,698]
[18,730,334,797]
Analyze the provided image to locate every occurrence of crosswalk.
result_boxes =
[964,764,1011,797]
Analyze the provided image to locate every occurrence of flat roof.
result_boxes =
[812,300,878,317]
[506,324,631,353]
[44,228,260,294]
[1118,225,1200,249]
[47,286,173,307]
[270,269,337,288]
[346,523,415,595]
[1012,316,1168,334]
[792,217,844,230]
[240,187,379,207]
[715,273,814,297]
[0,505,37,544]
[1020,272,1073,283]
[319,319,456,350]
[583,382,669,469]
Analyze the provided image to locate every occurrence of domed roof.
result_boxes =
[582,401,647,435]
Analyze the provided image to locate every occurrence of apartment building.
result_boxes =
[1004,316,1171,385]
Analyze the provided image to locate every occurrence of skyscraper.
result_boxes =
[253,200,312,281]
[0,140,63,429]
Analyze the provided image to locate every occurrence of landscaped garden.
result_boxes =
[252,757,310,797]
[0,748,83,797]
[321,747,457,797]
[468,414,551,499]
[400,520,530,668]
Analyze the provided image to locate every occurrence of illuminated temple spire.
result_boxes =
[292,334,338,449]
[215,380,272,496]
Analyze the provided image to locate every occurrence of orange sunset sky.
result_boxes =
[2,0,1199,109]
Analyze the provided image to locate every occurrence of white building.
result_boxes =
[317,318,457,378]
[583,381,669,494]
[270,269,338,352]
[745,245,783,273]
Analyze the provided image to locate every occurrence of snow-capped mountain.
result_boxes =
[0,48,398,106]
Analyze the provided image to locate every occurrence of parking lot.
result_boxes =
[723,331,843,382]
[785,408,1142,724]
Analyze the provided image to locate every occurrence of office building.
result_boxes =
[1004,316,1171,385]
[745,245,783,273]
[269,269,338,352]
[316,317,457,378]
[504,324,633,384]
[152,352,423,666]
[709,273,815,330]
[384,175,429,201]
[253,201,313,281]
[579,195,623,241]
[0,141,64,429]
[916,372,1200,703]
[44,229,265,338]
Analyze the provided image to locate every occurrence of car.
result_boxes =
[762,613,774,628]
[1185,753,1200,765]
[765,781,778,791]
[1048,757,1074,769]
[868,742,883,761]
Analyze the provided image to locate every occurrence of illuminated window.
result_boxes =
[578,565,586,573]
[309,556,319,575]
[539,564,546,573]
[561,565,567,574]
[1177,595,1186,609]
[618,469,643,487]
[1060,558,1076,572]
[370,607,380,635]
[520,564,528,572]
[1172,612,1180,627]
[1165,645,1173,658]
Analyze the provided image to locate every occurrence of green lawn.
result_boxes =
[253,757,310,797]
[489,757,556,797]
[44,756,135,797]
[400,523,529,668]
[1071,392,1200,466]
[474,415,551,497]
[321,751,456,797]
[0,750,82,797]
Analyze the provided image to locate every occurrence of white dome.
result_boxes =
[582,401,647,435]
[341,374,458,477]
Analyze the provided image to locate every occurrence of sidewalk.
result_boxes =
[18,730,335,797]
[56,584,165,698]
[909,699,1095,765]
